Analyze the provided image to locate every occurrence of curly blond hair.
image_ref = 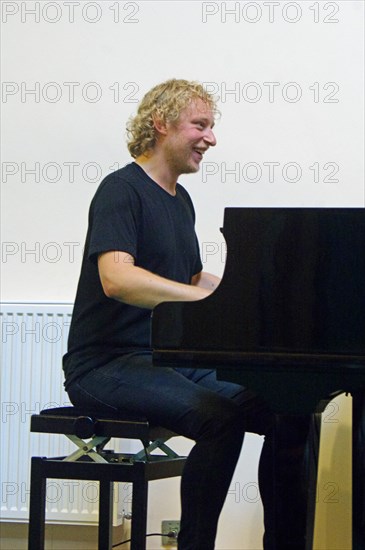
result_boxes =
[126,79,219,158]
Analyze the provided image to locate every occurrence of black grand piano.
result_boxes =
[152,208,365,550]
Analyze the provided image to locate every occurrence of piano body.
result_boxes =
[152,207,365,549]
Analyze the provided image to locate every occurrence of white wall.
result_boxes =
[2,1,364,303]
[1,2,363,548]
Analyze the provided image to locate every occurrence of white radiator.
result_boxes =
[0,302,131,525]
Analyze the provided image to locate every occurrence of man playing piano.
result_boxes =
[63,79,309,549]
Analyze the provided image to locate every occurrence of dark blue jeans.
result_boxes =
[67,352,307,549]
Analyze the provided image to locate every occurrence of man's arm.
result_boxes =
[191,271,221,291]
[98,251,212,309]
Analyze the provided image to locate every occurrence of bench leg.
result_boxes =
[98,480,114,550]
[131,479,148,550]
[28,457,47,550]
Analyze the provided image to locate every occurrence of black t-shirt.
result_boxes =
[63,162,203,389]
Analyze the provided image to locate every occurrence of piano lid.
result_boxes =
[152,207,365,365]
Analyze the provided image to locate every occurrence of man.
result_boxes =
[63,79,305,549]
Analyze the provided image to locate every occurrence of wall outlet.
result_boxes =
[161,520,180,547]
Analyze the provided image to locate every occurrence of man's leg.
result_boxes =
[173,367,274,549]
[175,368,318,550]
[259,414,319,550]
[66,353,272,549]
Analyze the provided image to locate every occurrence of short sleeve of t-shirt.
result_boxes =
[88,171,141,263]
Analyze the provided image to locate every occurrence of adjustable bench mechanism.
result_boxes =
[135,438,180,461]
[63,432,180,463]
[63,434,112,463]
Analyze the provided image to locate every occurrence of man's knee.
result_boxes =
[192,399,244,441]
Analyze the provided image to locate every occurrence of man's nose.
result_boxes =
[204,128,217,147]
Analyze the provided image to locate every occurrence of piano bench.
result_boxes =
[28,406,186,550]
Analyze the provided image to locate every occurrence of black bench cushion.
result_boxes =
[31,407,174,440]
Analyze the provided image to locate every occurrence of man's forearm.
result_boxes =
[98,252,211,309]
[191,271,221,291]
[112,266,211,309]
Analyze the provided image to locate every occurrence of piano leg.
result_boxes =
[353,391,365,550]
[261,413,321,550]
[304,413,322,549]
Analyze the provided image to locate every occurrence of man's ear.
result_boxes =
[152,114,168,136]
